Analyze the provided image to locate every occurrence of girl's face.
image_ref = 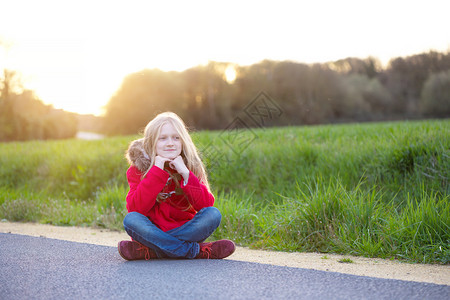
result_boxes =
[156,123,182,159]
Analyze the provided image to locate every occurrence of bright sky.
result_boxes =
[1,0,449,115]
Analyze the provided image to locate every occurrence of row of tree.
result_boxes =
[103,50,450,135]
[0,70,77,142]
[1,50,449,141]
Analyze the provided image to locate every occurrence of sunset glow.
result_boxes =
[224,66,237,84]
[1,0,449,115]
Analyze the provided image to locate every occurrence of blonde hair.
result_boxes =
[142,112,210,191]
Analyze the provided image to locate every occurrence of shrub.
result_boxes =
[420,70,450,117]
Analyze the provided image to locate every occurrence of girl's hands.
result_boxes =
[168,156,189,183]
[155,156,172,170]
[155,155,189,183]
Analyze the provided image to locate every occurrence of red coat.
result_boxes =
[126,165,215,232]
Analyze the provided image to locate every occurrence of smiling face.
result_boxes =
[155,122,182,159]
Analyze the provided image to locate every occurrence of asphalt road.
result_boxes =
[0,233,448,299]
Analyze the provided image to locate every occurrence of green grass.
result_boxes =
[0,119,449,264]
[338,258,354,263]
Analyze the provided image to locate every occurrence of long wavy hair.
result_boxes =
[142,112,211,192]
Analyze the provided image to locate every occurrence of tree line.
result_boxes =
[103,50,450,135]
[1,50,449,141]
[0,70,77,142]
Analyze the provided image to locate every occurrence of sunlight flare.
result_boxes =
[224,65,237,84]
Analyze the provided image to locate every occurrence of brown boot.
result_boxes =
[118,240,157,261]
[195,240,236,259]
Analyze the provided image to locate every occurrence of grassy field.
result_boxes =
[1,120,449,264]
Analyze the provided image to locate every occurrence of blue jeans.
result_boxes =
[123,207,221,259]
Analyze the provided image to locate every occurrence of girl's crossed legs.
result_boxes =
[123,206,221,259]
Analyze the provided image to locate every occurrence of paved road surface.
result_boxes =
[0,233,448,299]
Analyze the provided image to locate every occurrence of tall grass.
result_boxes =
[0,120,448,263]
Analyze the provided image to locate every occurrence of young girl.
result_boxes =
[118,112,235,260]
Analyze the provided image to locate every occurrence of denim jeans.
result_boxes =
[123,207,221,259]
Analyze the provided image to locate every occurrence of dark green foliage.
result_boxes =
[390,144,429,174]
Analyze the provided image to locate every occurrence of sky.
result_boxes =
[1,0,449,116]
